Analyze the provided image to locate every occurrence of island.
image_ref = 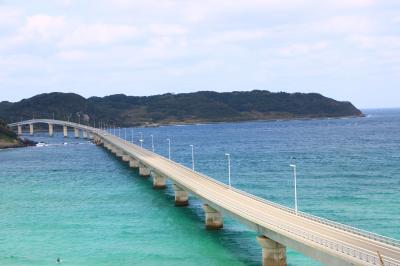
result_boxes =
[0,90,363,127]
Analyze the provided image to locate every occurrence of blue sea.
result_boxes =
[0,109,399,265]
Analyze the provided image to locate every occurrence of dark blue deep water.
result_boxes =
[0,109,399,265]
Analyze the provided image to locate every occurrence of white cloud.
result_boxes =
[205,30,269,45]
[60,23,140,47]
[56,50,89,61]
[329,0,376,8]
[149,24,188,36]
[313,16,375,35]
[20,14,66,42]
[350,35,400,49]
[0,6,23,26]
[277,41,329,57]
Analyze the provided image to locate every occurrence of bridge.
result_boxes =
[8,119,400,266]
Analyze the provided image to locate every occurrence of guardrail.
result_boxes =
[229,186,400,248]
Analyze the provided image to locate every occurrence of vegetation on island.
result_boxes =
[0,119,21,149]
[0,119,37,149]
[0,90,363,127]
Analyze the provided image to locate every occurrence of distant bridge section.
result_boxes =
[9,119,400,266]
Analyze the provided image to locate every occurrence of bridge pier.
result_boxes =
[256,236,287,266]
[173,183,189,206]
[203,204,223,230]
[17,125,22,135]
[104,142,111,151]
[63,125,68,137]
[129,158,139,168]
[152,172,167,189]
[82,130,88,139]
[74,128,79,138]
[139,163,151,177]
[122,154,131,162]
[29,124,34,135]
[116,149,123,158]
[108,144,116,153]
[48,123,54,137]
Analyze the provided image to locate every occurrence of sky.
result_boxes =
[0,0,399,108]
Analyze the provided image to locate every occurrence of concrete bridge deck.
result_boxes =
[9,119,400,266]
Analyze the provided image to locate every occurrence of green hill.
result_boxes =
[0,90,362,126]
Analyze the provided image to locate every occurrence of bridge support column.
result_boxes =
[256,236,287,266]
[82,130,88,139]
[129,158,139,168]
[17,125,22,135]
[48,123,53,137]
[152,172,167,189]
[122,154,130,162]
[173,183,189,206]
[202,204,223,230]
[29,124,34,135]
[63,125,68,137]
[108,144,114,151]
[74,128,79,138]
[139,163,150,177]
[116,149,123,158]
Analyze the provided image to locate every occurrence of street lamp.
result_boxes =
[139,132,143,148]
[225,153,231,187]
[118,127,121,138]
[166,138,171,160]
[190,144,195,171]
[150,134,154,152]
[124,128,127,140]
[290,161,298,215]
[131,128,134,143]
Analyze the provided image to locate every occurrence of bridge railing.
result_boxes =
[229,186,400,248]
[273,216,398,266]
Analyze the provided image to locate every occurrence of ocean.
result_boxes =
[0,108,399,265]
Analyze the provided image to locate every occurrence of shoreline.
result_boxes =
[139,113,365,128]
[0,137,37,150]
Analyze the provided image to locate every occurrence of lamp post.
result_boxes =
[290,162,298,215]
[151,134,154,152]
[124,128,127,140]
[131,128,134,143]
[118,127,121,138]
[167,138,171,160]
[225,153,231,187]
[139,132,143,148]
[190,144,194,171]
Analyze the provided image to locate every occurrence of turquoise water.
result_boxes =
[1,109,399,265]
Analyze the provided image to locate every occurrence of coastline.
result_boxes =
[0,137,37,150]
[139,113,365,128]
